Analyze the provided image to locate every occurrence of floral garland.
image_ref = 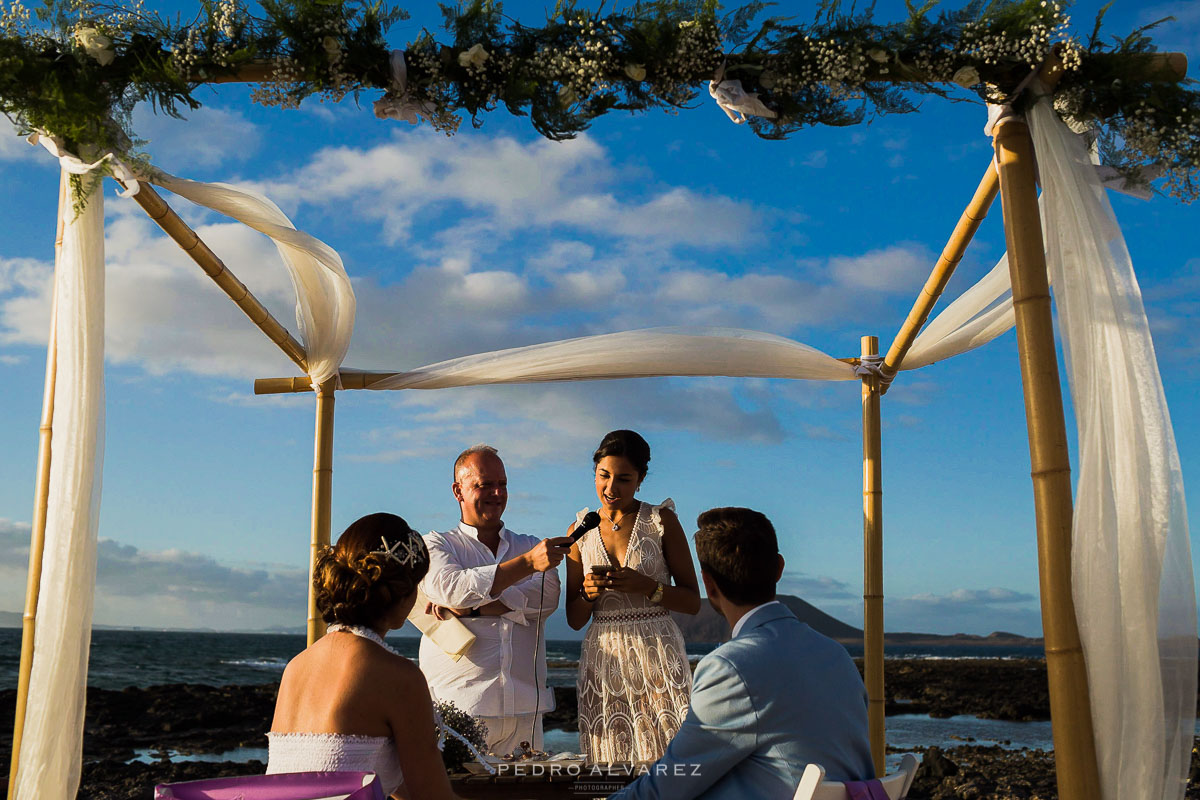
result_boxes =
[1,0,1198,200]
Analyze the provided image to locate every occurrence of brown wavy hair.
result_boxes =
[314,513,430,627]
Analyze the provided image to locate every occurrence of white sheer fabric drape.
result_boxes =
[150,173,355,387]
[369,327,856,389]
[15,169,106,800]
[1027,97,1196,800]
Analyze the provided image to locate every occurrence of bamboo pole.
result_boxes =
[118,180,310,375]
[880,165,999,390]
[307,379,337,645]
[992,118,1100,800]
[860,335,885,777]
[8,175,65,800]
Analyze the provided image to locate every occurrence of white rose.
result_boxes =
[458,43,489,69]
[558,85,577,107]
[952,66,980,88]
[624,63,646,82]
[322,36,341,61]
[867,48,888,63]
[74,26,115,66]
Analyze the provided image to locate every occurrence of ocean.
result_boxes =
[0,627,1048,691]
[0,627,1058,757]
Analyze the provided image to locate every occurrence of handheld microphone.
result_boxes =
[560,511,602,547]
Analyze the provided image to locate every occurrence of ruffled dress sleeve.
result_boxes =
[649,498,676,537]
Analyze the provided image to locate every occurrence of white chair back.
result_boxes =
[793,754,919,800]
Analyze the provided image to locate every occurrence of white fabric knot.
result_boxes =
[373,50,435,125]
[30,131,141,196]
[853,354,884,380]
[708,64,776,124]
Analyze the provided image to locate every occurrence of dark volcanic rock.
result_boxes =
[545,686,578,731]
[866,658,1051,721]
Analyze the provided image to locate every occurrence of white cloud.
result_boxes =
[778,572,856,599]
[802,150,828,168]
[0,206,305,378]
[829,244,932,292]
[259,133,762,250]
[133,105,262,170]
[0,518,306,630]
[0,117,36,162]
[347,378,791,466]
[885,586,1041,636]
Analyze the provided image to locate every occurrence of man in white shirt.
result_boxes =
[419,444,573,754]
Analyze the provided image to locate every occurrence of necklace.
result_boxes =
[601,503,636,532]
[327,623,400,657]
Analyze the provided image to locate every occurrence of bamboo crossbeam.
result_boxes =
[993,118,1100,800]
[307,379,337,645]
[7,176,65,800]
[860,335,886,777]
[118,180,310,375]
[255,358,866,394]
[880,165,999,390]
[203,51,1187,87]
[255,371,400,394]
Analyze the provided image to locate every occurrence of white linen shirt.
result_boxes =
[418,522,560,717]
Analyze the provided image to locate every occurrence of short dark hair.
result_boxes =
[694,507,779,606]
[314,513,430,627]
[592,430,651,480]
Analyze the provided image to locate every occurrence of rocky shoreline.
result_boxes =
[1,658,1197,799]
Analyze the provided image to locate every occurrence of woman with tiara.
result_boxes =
[267,512,463,800]
[565,430,702,763]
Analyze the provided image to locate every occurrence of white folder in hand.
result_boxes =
[406,586,475,662]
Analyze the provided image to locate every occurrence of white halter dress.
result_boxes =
[266,625,405,795]
[576,499,692,763]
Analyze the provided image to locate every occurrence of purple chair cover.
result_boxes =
[845,779,892,800]
[154,771,384,800]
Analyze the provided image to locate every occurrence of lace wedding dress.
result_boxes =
[577,499,691,763]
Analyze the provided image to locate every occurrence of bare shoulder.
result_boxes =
[657,505,679,522]
[362,644,427,691]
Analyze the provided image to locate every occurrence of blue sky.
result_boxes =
[1,0,1198,637]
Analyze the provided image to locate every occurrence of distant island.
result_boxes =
[669,594,1045,647]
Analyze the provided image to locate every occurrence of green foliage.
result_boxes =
[0,0,1198,200]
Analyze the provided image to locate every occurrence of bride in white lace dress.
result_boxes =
[268,513,462,800]
[565,430,702,763]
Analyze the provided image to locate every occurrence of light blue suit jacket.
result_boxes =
[610,602,874,800]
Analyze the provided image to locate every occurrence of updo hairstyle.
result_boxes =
[314,513,430,627]
[592,429,651,480]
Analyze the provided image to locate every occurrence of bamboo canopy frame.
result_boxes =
[5,46,1190,800]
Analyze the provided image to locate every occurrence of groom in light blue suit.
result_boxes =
[610,507,874,800]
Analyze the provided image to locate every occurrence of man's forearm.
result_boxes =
[489,552,535,596]
[478,599,510,615]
